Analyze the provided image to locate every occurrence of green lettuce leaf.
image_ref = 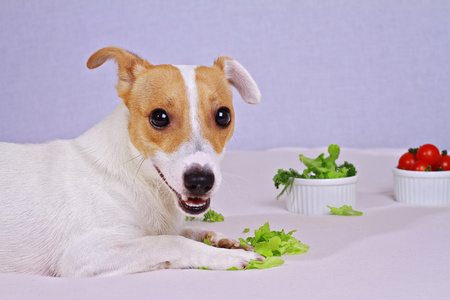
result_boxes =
[203,233,213,246]
[273,168,301,199]
[273,144,357,197]
[227,257,285,271]
[328,205,363,216]
[300,144,341,179]
[244,222,309,257]
[202,209,225,222]
[186,209,225,222]
[199,222,308,271]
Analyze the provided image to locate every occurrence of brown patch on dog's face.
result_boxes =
[121,63,235,158]
[195,66,234,154]
[125,64,191,158]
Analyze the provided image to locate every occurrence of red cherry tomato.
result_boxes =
[411,160,431,171]
[397,152,416,170]
[439,154,450,171]
[416,144,440,166]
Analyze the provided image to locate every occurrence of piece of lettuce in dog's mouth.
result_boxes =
[199,222,309,271]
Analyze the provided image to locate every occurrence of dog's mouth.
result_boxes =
[155,166,210,215]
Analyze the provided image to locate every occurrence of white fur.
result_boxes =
[0,56,262,277]
[154,65,223,200]
[175,65,200,135]
[223,60,261,104]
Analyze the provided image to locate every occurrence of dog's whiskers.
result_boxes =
[218,170,253,199]
[131,156,146,189]
[120,154,144,166]
[222,170,251,185]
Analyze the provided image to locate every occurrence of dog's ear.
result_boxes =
[213,57,261,104]
[87,47,152,100]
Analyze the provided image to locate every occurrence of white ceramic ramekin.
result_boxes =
[286,176,358,215]
[392,168,450,206]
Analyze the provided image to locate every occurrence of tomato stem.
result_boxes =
[408,148,418,155]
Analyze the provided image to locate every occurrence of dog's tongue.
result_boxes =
[186,197,207,204]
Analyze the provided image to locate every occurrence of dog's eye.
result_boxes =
[215,107,231,127]
[150,109,170,129]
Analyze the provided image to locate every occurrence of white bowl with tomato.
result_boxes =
[393,144,450,206]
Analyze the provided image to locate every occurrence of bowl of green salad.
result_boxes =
[273,144,358,215]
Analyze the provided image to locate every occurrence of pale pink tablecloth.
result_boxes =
[1,148,449,300]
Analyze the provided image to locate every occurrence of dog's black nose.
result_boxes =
[184,166,215,196]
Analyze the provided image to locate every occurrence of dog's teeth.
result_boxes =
[185,202,205,208]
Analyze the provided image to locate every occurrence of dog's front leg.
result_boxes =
[181,227,253,251]
[58,230,262,277]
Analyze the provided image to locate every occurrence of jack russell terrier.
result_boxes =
[0,47,262,277]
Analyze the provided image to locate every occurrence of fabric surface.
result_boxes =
[1,148,449,300]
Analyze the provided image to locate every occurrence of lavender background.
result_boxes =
[0,0,449,150]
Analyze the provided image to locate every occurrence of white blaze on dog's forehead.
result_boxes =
[173,65,222,156]
[173,65,201,139]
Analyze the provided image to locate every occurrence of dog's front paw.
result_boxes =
[201,248,264,270]
[204,231,253,251]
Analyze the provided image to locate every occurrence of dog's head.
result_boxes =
[87,47,261,215]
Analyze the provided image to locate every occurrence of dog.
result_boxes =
[0,47,262,277]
